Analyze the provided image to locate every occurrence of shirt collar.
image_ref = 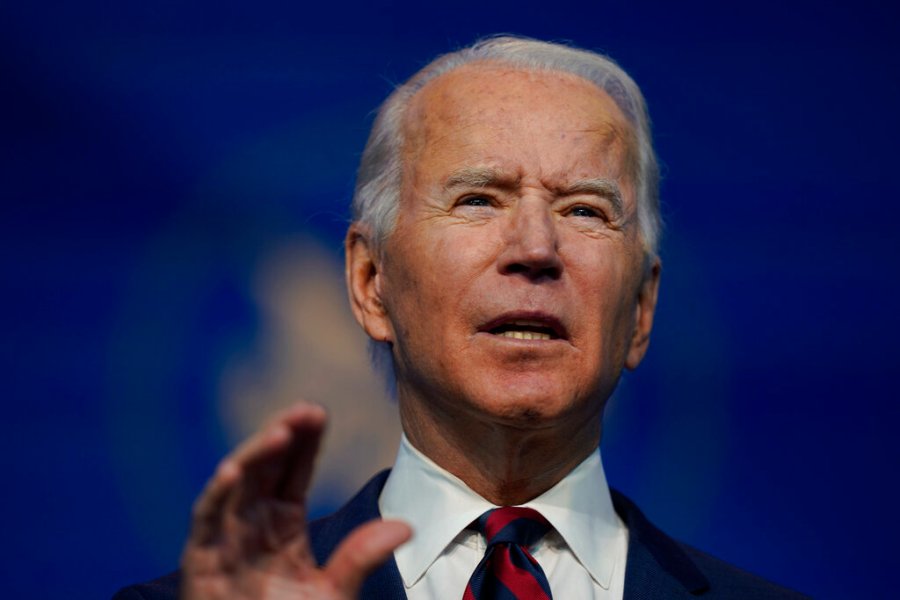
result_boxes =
[378,435,623,589]
[521,448,622,589]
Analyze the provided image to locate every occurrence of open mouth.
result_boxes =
[479,314,567,341]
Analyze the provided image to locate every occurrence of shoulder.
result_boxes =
[680,543,808,599]
[611,490,807,598]
[111,571,179,600]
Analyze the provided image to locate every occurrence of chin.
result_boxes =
[464,373,586,428]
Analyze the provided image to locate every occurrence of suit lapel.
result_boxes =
[612,490,710,599]
[309,470,407,599]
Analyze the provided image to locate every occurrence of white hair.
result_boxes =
[351,35,661,387]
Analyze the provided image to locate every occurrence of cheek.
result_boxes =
[426,225,501,287]
[381,241,465,341]
[573,257,638,348]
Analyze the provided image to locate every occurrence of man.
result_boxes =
[115,36,804,599]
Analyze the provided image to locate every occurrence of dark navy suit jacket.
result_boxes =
[113,470,805,599]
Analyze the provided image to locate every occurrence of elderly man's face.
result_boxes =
[351,64,659,431]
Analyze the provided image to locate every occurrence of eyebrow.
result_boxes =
[443,167,519,191]
[559,178,625,218]
[443,169,626,219]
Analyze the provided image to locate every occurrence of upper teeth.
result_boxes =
[499,330,551,340]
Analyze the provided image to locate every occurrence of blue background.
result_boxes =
[3,1,898,598]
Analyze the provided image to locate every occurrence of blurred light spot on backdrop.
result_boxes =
[220,238,401,507]
[101,95,396,568]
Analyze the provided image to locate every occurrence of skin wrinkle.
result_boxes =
[440,173,632,240]
[455,174,627,227]
[444,167,625,212]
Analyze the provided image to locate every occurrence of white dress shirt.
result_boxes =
[379,436,629,599]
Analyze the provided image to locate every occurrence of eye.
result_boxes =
[568,205,603,219]
[459,195,492,207]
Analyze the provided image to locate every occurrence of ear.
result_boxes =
[345,224,394,343]
[625,257,661,370]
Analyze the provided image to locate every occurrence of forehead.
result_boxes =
[402,63,636,186]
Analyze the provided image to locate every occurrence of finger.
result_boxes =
[232,403,327,506]
[324,520,412,597]
[188,403,326,543]
[190,424,292,545]
[188,458,241,545]
[229,402,326,470]
[272,406,328,503]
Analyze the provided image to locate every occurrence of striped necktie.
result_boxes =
[463,506,553,600]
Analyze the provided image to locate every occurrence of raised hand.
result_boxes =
[180,403,411,599]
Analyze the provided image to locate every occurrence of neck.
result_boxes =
[399,396,602,505]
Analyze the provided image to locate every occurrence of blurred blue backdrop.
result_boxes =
[2,1,898,598]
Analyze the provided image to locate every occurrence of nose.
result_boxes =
[497,200,562,280]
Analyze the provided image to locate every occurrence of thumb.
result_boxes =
[324,519,412,597]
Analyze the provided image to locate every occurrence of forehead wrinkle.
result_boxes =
[569,123,629,165]
[534,118,633,188]
[576,121,626,145]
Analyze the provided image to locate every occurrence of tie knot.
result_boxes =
[477,506,552,548]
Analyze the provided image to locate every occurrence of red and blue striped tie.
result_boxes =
[463,506,553,600]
